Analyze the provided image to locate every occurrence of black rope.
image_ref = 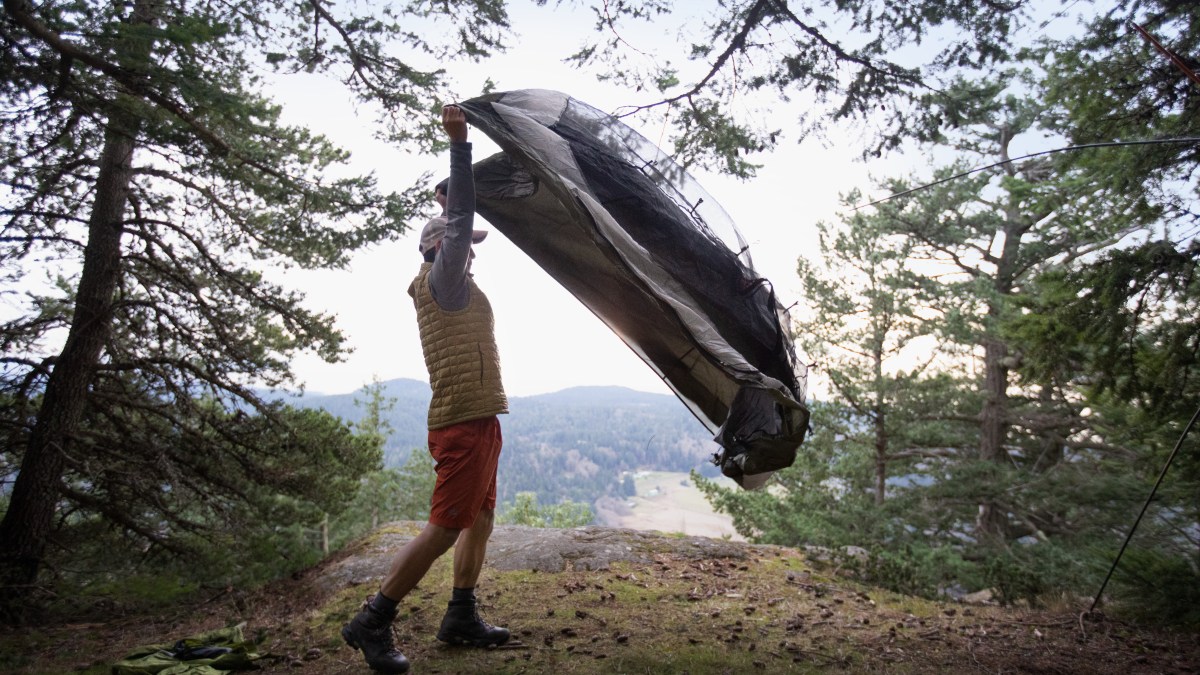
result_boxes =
[852,137,1200,211]
[1089,400,1200,614]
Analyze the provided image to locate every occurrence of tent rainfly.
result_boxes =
[457,89,810,489]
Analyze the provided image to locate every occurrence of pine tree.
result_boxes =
[566,0,1038,175]
[0,0,509,613]
[698,74,1177,601]
[866,77,1152,545]
[1042,0,1199,229]
[796,204,945,505]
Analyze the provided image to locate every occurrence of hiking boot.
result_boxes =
[341,599,410,673]
[436,599,510,647]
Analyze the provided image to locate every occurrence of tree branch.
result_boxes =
[1,0,292,183]
[58,485,192,556]
[614,0,773,117]
[768,0,922,87]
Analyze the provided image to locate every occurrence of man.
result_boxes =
[341,105,509,674]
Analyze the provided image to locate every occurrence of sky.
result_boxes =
[264,2,912,398]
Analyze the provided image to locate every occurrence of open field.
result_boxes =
[613,470,744,540]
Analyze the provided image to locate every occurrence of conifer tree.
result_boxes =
[0,0,509,612]
[699,77,1172,601]
[567,0,1037,175]
[795,205,944,506]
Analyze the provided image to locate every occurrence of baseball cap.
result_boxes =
[418,215,488,254]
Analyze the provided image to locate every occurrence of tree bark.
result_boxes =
[1032,385,1064,472]
[0,0,157,617]
[975,142,1023,545]
[975,335,1011,542]
[321,513,330,555]
[873,382,888,504]
[873,325,887,505]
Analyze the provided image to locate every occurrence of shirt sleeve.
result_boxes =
[428,141,475,311]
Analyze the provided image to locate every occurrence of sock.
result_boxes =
[451,586,476,604]
[370,591,400,614]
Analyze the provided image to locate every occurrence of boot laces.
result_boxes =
[457,601,492,630]
[356,599,401,653]
[366,622,398,651]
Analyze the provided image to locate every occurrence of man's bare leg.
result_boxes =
[453,508,495,588]
[379,523,462,601]
[437,508,509,646]
[342,523,460,674]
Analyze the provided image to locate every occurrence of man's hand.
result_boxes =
[443,105,468,143]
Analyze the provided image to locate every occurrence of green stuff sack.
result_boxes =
[111,623,261,674]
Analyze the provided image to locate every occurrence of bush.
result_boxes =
[848,545,973,599]
[1108,548,1200,627]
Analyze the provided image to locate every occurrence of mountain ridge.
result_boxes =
[278,377,722,506]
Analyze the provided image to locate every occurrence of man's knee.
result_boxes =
[471,509,495,533]
[424,522,463,551]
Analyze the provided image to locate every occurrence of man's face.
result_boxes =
[435,188,447,211]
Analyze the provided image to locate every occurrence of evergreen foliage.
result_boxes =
[330,451,437,551]
[1041,0,1200,228]
[37,400,381,606]
[497,491,594,529]
[2,0,1196,625]
[696,38,1199,615]
[0,0,512,612]
[326,375,436,551]
[1007,240,1200,621]
[565,0,1037,175]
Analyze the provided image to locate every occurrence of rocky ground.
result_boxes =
[5,524,1199,674]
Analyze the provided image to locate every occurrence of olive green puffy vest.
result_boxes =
[408,263,508,429]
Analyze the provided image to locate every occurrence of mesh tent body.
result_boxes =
[457,90,809,488]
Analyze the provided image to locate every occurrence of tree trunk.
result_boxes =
[872,327,887,505]
[975,336,1011,543]
[975,177,1023,545]
[0,121,137,612]
[1032,385,1063,472]
[979,337,1010,464]
[321,513,330,556]
[0,1,157,617]
[874,408,887,505]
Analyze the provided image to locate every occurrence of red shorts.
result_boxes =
[427,416,502,529]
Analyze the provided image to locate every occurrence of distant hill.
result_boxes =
[282,378,432,462]
[284,379,723,506]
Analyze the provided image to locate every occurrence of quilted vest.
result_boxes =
[408,263,508,429]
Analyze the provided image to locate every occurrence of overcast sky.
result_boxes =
[267,2,914,398]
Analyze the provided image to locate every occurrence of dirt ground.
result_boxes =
[3,524,1199,674]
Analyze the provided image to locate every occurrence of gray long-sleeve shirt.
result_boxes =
[428,141,475,312]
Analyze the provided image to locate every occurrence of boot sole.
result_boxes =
[436,630,510,648]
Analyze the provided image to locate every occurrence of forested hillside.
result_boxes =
[291,379,722,504]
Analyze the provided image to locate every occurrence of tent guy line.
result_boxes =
[851,137,1200,212]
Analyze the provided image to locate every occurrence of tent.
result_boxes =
[457,90,809,489]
